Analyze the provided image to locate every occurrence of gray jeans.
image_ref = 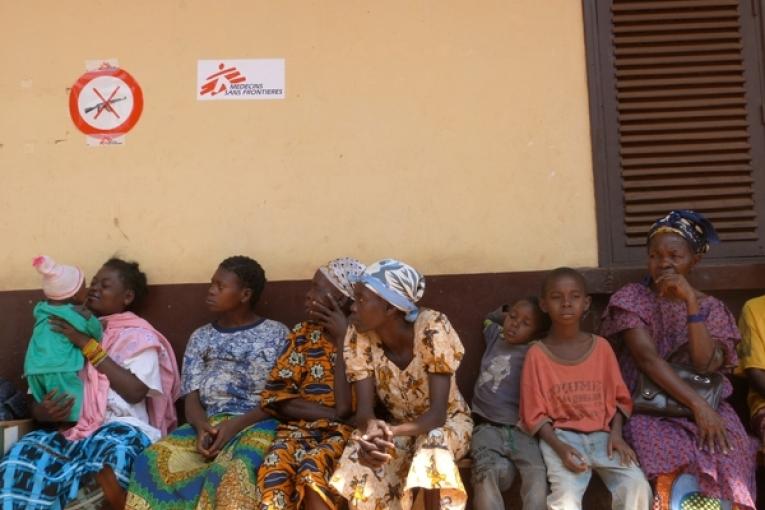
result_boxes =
[470,422,548,510]
[539,429,651,510]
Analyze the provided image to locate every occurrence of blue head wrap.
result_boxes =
[647,209,720,254]
[356,259,425,322]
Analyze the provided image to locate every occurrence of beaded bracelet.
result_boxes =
[89,348,108,367]
[81,338,100,357]
[81,338,108,367]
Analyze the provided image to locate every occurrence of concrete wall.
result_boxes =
[0,0,596,290]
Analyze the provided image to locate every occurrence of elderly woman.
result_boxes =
[256,258,365,510]
[600,210,757,509]
[0,258,180,510]
[330,259,473,510]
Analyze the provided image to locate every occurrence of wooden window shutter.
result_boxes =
[584,0,765,265]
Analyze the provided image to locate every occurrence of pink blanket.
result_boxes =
[63,312,180,440]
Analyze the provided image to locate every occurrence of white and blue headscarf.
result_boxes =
[356,259,425,322]
[319,257,366,298]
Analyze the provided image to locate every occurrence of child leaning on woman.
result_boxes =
[469,297,550,510]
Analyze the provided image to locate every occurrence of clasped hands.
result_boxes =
[356,419,396,468]
[195,417,243,460]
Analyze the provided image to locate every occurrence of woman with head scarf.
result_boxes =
[600,210,757,509]
[256,257,366,510]
[329,259,473,510]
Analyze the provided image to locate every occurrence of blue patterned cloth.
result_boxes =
[358,259,425,322]
[647,209,719,254]
[180,319,289,415]
[0,421,150,510]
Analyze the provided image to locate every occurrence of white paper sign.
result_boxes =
[197,59,285,100]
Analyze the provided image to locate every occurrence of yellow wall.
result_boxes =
[0,0,596,291]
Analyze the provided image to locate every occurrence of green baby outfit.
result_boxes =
[24,301,103,421]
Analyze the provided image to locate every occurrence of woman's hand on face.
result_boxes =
[36,389,75,422]
[311,294,349,344]
[654,274,697,305]
[693,403,731,454]
[48,317,90,349]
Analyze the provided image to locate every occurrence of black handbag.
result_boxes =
[633,362,724,418]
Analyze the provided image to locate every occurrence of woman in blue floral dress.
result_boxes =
[126,256,289,510]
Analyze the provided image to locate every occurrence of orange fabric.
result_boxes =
[651,468,686,510]
[520,336,632,435]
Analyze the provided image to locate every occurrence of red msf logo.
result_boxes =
[200,63,246,96]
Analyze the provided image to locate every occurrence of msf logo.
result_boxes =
[200,63,246,96]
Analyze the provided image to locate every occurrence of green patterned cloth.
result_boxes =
[125,415,278,510]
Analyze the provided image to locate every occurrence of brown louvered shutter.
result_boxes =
[584,0,765,264]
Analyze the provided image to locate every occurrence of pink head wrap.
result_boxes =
[33,255,85,300]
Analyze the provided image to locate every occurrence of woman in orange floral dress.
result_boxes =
[329,259,473,510]
[257,258,365,510]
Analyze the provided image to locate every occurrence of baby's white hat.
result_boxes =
[33,255,85,300]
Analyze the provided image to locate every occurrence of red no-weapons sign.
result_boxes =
[69,67,143,137]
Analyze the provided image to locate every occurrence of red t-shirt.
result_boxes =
[520,335,632,435]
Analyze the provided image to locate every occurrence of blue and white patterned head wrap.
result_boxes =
[356,259,425,322]
[319,257,366,298]
[647,209,720,254]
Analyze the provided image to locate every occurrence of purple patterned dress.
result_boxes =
[600,283,757,509]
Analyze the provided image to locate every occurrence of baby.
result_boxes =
[24,256,103,422]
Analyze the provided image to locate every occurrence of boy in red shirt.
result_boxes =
[520,267,651,510]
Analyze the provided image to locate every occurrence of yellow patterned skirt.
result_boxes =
[329,412,472,510]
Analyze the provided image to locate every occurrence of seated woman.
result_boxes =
[737,294,765,452]
[329,259,473,510]
[600,210,757,509]
[0,258,180,510]
[126,255,289,510]
[257,257,365,510]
